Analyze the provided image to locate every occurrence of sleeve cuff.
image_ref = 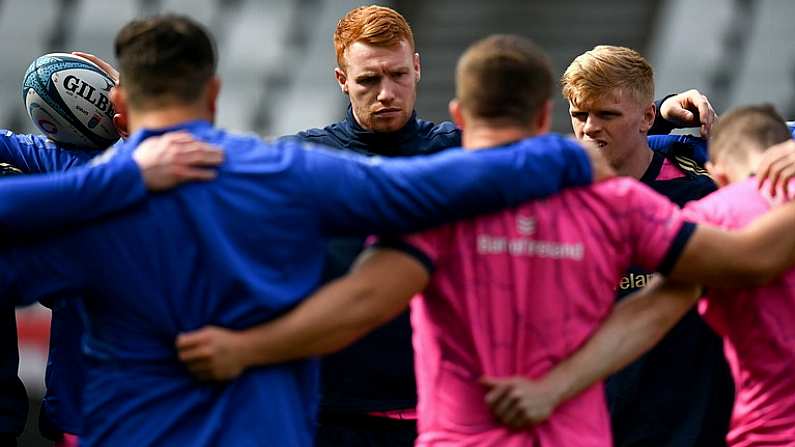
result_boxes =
[656,221,697,275]
[649,95,677,135]
[374,238,435,275]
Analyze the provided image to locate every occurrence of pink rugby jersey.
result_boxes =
[383,177,695,447]
[683,178,795,447]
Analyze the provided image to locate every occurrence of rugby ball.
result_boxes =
[22,53,119,150]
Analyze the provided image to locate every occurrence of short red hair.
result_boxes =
[334,5,415,70]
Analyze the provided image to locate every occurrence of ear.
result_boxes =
[641,101,656,133]
[413,52,421,83]
[536,100,554,133]
[110,86,129,138]
[448,99,465,129]
[335,67,349,95]
[706,160,729,187]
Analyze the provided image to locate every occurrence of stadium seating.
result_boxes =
[0,0,62,132]
[651,0,795,117]
[729,0,795,113]
[408,0,662,133]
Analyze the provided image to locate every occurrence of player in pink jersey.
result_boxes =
[172,36,795,446]
[486,105,795,446]
[688,106,795,446]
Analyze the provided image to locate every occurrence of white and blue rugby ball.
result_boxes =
[22,53,119,150]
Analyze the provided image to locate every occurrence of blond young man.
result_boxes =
[560,45,732,447]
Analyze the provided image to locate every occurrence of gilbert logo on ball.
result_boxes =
[22,53,120,150]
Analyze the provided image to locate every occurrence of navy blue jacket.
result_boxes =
[287,106,462,413]
[608,135,733,447]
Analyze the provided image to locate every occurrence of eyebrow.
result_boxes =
[354,72,380,80]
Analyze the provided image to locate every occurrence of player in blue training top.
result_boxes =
[0,161,28,447]
[0,133,100,445]
[0,131,221,446]
[0,14,610,447]
[0,129,221,444]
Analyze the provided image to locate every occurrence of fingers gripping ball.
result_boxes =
[22,53,119,150]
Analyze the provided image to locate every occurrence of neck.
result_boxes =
[127,104,212,135]
[727,151,764,183]
[462,122,540,151]
[615,141,654,179]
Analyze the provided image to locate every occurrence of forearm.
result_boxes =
[237,249,426,366]
[0,157,146,235]
[541,279,700,403]
[237,277,389,366]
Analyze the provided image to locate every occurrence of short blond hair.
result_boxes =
[334,5,415,71]
[561,45,654,107]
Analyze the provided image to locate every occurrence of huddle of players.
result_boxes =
[2,5,795,447]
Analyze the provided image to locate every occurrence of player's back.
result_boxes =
[684,179,795,446]
[400,177,691,447]
[32,121,335,446]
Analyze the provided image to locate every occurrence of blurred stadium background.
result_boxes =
[6,0,793,445]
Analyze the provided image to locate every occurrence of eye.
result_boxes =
[357,76,378,85]
[571,112,587,121]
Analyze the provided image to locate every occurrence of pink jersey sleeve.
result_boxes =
[624,181,697,274]
[376,226,449,274]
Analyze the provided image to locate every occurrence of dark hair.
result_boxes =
[456,34,552,126]
[114,14,217,110]
[709,104,790,163]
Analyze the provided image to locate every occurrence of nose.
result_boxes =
[377,79,396,104]
[583,115,602,136]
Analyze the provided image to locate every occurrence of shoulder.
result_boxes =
[414,119,461,150]
[586,178,681,218]
[683,179,765,227]
[648,134,709,168]
[669,137,710,177]
[0,129,44,145]
[287,121,349,149]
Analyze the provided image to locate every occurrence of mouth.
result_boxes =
[374,108,401,117]
[585,138,607,148]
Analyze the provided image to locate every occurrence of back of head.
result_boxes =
[334,5,415,70]
[115,14,217,111]
[709,104,790,165]
[561,45,653,107]
[456,34,552,126]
